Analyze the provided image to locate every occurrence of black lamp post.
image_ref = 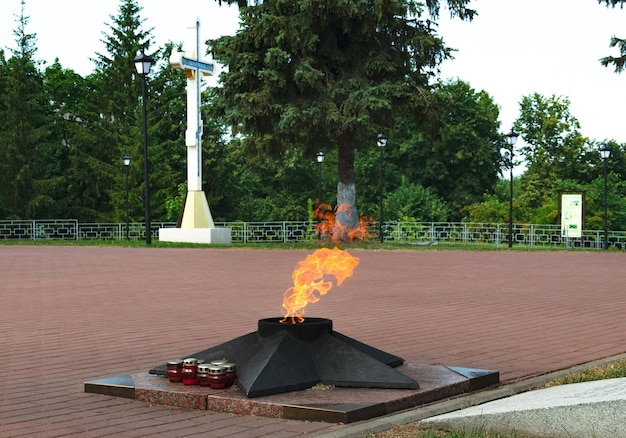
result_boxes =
[505,129,519,248]
[600,144,611,250]
[133,49,154,245]
[316,151,325,204]
[123,155,130,240]
[377,133,388,243]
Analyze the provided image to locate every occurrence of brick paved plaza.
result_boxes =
[1,245,625,437]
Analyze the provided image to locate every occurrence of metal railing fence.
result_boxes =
[1,219,625,250]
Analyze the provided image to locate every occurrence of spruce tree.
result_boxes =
[0,0,56,219]
[87,0,154,221]
[209,0,474,239]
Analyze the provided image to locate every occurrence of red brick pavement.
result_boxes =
[1,245,625,437]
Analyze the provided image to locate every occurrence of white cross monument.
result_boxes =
[159,19,231,244]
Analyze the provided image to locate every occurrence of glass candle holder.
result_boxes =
[207,364,228,389]
[182,357,199,385]
[166,359,183,383]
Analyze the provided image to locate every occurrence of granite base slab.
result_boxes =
[85,363,498,423]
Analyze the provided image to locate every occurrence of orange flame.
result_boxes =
[280,247,360,324]
[314,203,372,242]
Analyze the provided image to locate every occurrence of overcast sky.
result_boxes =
[2,0,626,145]
[438,0,626,145]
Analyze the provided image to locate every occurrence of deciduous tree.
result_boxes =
[514,93,591,210]
[388,80,502,219]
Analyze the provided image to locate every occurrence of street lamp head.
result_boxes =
[506,129,519,147]
[377,133,388,148]
[600,144,611,160]
[123,155,131,166]
[133,48,154,75]
[316,150,325,163]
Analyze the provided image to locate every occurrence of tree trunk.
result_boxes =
[334,130,358,240]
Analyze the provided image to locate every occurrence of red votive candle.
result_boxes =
[207,365,228,389]
[166,359,183,383]
[182,358,199,385]
[223,362,237,388]
[196,363,212,387]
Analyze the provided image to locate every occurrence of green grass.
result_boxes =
[545,358,626,386]
[367,423,530,438]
